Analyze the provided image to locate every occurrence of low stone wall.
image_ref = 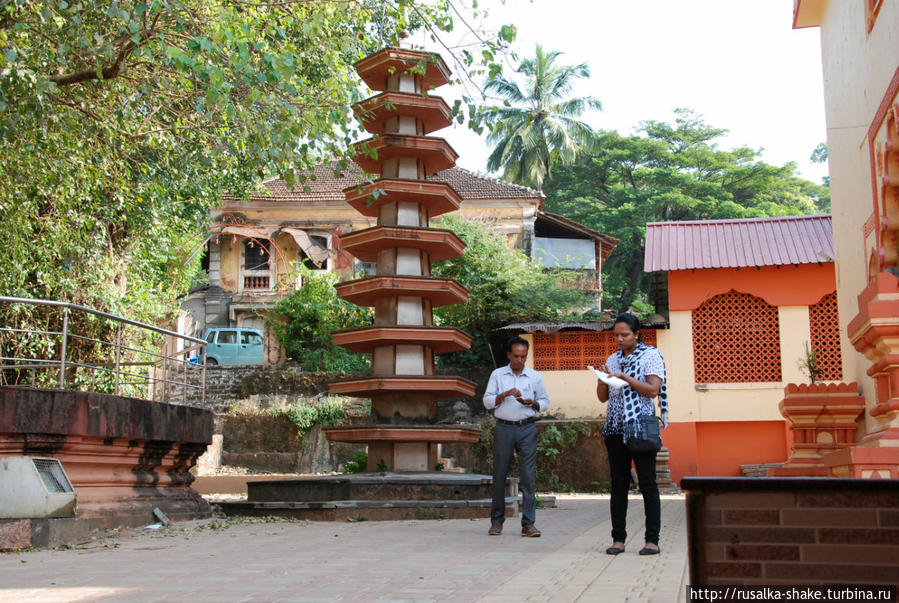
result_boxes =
[682,477,899,586]
[193,364,493,419]
[183,364,333,412]
[0,386,213,548]
[218,413,363,474]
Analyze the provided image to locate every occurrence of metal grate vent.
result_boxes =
[32,458,74,493]
[532,329,657,371]
[692,290,782,383]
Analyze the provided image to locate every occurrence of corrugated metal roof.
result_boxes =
[496,315,668,333]
[643,215,834,272]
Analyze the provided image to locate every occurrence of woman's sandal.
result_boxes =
[605,545,625,555]
[638,545,660,555]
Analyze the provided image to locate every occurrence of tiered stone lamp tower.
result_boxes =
[323,47,481,472]
[221,48,506,522]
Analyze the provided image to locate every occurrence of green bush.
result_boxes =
[267,266,372,373]
[270,396,346,442]
[343,451,368,474]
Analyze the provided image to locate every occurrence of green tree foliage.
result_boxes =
[811,142,830,186]
[0,1,511,366]
[484,44,600,190]
[542,110,831,311]
[432,216,586,366]
[810,142,828,164]
[268,267,371,373]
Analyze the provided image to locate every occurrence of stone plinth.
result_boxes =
[216,472,518,522]
[0,387,212,530]
[247,472,491,502]
[768,382,865,477]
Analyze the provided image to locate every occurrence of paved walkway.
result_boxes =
[0,494,688,602]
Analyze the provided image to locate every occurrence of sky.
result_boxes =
[410,0,828,184]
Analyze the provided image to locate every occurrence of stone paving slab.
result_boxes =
[0,494,687,602]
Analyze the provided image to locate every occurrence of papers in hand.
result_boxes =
[587,366,627,389]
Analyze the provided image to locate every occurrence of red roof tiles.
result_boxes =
[644,215,834,272]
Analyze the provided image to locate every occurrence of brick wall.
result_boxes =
[683,477,899,586]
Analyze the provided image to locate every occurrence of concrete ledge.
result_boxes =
[246,471,495,503]
[216,497,513,522]
[193,474,299,495]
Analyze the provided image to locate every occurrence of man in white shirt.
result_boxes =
[482,336,550,537]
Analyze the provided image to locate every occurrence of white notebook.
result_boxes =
[586,366,627,389]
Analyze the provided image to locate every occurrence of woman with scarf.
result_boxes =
[596,313,668,556]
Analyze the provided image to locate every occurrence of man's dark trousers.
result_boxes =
[491,421,538,526]
[604,433,661,544]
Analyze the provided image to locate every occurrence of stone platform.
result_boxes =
[0,386,212,548]
[216,472,517,521]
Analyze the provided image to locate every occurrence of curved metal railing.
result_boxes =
[0,296,206,405]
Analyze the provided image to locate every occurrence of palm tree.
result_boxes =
[485,44,601,190]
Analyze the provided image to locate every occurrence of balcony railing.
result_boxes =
[0,296,206,405]
[243,275,270,290]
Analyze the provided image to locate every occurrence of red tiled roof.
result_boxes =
[643,215,834,272]
[428,167,543,200]
[222,162,543,204]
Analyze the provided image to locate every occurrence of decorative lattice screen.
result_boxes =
[692,291,782,383]
[809,291,843,381]
[533,329,657,371]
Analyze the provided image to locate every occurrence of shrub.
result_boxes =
[267,266,371,373]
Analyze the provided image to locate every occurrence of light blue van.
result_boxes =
[200,328,264,366]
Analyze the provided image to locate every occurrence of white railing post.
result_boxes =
[160,340,168,403]
[58,307,69,389]
[114,323,122,396]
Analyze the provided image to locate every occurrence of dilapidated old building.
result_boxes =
[181,162,617,343]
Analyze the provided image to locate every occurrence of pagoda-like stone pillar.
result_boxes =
[768,382,864,477]
[823,272,899,477]
[325,47,479,472]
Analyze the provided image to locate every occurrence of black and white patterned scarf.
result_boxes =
[616,342,669,424]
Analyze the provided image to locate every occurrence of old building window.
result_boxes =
[243,239,271,290]
[300,234,330,271]
[809,291,843,381]
[692,290,782,383]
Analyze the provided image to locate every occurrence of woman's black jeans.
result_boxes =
[604,434,661,545]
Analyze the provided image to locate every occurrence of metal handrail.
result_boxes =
[0,296,206,405]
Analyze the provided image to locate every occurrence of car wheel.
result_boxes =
[206,358,218,366]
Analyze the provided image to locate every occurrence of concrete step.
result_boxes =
[247,472,495,503]
[215,497,516,522]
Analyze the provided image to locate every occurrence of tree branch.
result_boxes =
[49,37,138,87]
